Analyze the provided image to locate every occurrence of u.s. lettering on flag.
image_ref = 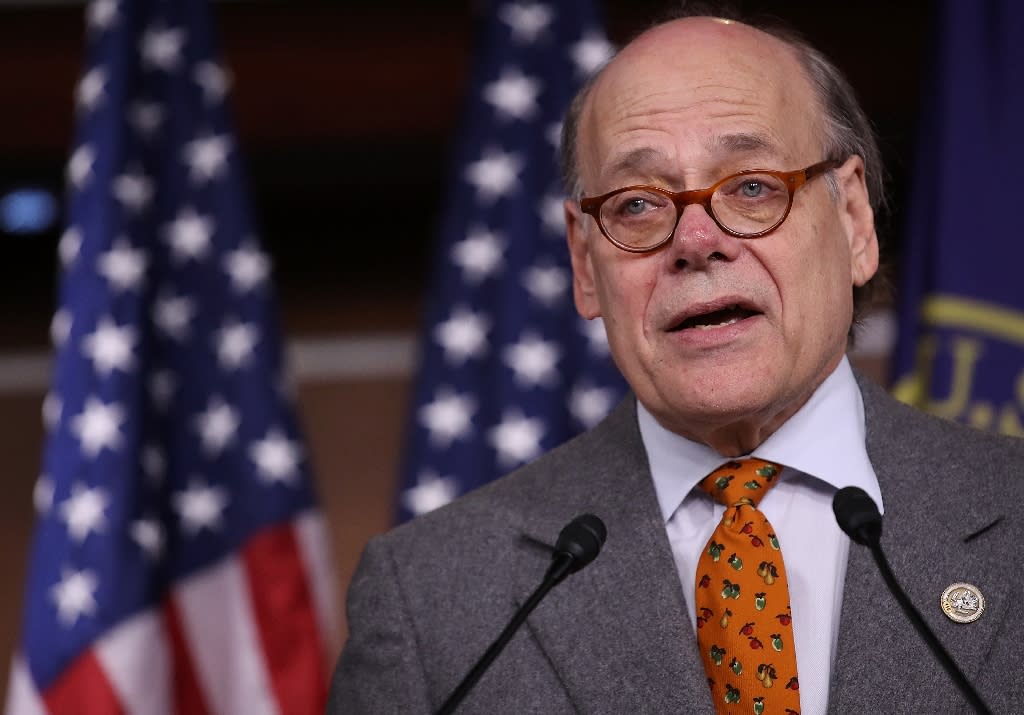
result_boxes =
[396,0,627,523]
[5,1,338,713]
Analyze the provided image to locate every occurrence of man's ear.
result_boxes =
[565,200,602,319]
[836,155,879,287]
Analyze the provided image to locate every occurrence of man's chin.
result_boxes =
[647,381,786,447]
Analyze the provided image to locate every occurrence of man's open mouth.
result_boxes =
[671,304,760,331]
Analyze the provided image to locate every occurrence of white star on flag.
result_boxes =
[451,228,505,283]
[571,33,615,75]
[58,227,82,268]
[70,397,124,456]
[401,471,459,517]
[76,68,106,112]
[499,2,554,43]
[249,429,303,485]
[182,134,231,183]
[50,309,72,348]
[81,317,137,375]
[223,242,270,293]
[483,69,542,121]
[503,333,561,387]
[570,383,618,428]
[153,292,196,341]
[164,207,214,263]
[522,265,569,306]
[540,193,566,233]
[33,474,54,516]
[580,316,612,354]
[173,480,230,535]
[195,61,230,103]
[86,0,119,33]
[194,396,240,455]
[215,319,259,370]
[67,145,96,189]
[131,517,165,559]
[112,168,154,213]
[434,307,490,364]
[50,568,99,628]
[59,483,110,543]
[489,411,545,467]
[97,239,147,292]
[129,101,164,137]
[140,25,186,72]
[419,388,476,447]
[465,149,523,202]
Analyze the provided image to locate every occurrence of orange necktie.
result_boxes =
[695,459,800,715]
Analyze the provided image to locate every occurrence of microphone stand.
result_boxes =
[435,554,574,715]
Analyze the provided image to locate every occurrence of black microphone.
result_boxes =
[436,514,607,715]
[832,487,992,715]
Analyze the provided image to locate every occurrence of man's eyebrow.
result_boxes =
[605,135,776,175]
[706,132,775,155]
[604,147,671,178]
[599,135,779,189]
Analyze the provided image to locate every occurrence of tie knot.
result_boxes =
[698,458,781,509]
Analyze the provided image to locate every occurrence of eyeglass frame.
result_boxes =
[578,158,844,253]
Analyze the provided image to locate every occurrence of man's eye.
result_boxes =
[625,199,648,214]
[741,181,763,198]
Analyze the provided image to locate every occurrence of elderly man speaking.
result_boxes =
[330,10,1024,715]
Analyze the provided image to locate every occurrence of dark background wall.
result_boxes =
[0,0,932,690]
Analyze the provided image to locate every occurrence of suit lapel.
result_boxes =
[509,398,716,713]
[830,378,1012,712]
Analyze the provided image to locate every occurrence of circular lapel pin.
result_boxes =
[940,582,985,624]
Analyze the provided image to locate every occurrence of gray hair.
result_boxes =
[559,9,889,316]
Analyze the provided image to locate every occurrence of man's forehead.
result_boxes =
[604,133,778,175]
[578,17,818,173]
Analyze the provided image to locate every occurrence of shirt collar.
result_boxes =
[639,356,883,523]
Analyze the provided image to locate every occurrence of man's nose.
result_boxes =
[664,203,743,270]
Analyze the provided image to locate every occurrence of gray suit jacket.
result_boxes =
[329,378,1024,713]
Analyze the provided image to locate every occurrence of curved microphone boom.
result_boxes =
[832,487,992,715]
[436,514,607,715]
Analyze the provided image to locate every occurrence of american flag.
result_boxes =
[6,1,338,713]
[396,0,627,522]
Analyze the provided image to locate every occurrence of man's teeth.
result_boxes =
[688,305,745,329]
[694,317,741,329]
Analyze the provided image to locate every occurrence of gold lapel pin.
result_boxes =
[940,582,985,624]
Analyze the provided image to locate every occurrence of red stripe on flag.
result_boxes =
[163,598,211,715]
[42,649,124,715]
[242,522,328,715]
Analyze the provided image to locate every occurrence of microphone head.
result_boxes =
[832,486,883,546]
[554,514,607,573]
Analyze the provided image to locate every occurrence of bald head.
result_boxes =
[576,17,824,198]
[561,13,882,211]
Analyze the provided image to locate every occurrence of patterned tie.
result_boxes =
[695,459,801,715]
